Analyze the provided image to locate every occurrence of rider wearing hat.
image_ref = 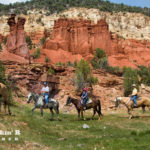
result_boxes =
[130,84,138,107]
[81,87,88,110]
[41,81,50,106]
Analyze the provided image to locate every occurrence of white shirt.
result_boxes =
[132,88,137,96]
[41,86,49,93]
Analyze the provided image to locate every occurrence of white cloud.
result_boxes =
[0,0,29,4]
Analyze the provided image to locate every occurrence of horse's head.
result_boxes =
[115,97,122,107]
[66,96,72,106]
[27,92,33,103]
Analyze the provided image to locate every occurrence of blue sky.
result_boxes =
[109,0,150,8]
[0,0,150,8]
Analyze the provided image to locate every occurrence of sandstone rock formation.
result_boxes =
[6,14,29,58]
[43,18,150,68]
[0,34,3,43]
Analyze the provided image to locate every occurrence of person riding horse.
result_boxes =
[81,88,88,110]
[41,82,50,106]
[130,84,138,107]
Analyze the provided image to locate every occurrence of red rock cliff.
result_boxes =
[43,18,150,68]
[6,14,29,59]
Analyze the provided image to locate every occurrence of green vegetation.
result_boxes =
[1,104,150,150]
[73,59,98,91]
[40,37,46,45]
[123,67,139,96]
[26,36,32,49]
[3,37,7,45]
[91,48,122,75]
[0,0,150,17]
[0,60,6,85]
[32,48,41,59]
[45,56,50,63]
[47,67,55,75]
[55,62,65,67]
[138,65,150,86]
[91,48,108,69]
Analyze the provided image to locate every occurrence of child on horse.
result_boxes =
[81,87,89,110]
[41,82,50,106]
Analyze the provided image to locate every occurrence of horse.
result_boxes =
[114,96,150,119]
[27,92,60,120]
[65,96,102,120]
[0,83,11,115]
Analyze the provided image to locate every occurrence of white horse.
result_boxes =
[27,92,60,120]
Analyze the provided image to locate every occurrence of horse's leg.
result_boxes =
[50,108,54,120]
[92,109,96,120]
[4,102,7,114]
[128,108,133,119]
[7,104,11,115]
[32,106,36,115]
[54,106,61,121]
[77,110,80,120]
[40,107,43,117]
[81,110,86,120]
[142,106,145,113]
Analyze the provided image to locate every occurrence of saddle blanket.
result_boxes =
[49,98,57,103]
[81,99,92,104]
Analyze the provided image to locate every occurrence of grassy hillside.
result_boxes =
[0,0,150,17]
[1,102,150,150]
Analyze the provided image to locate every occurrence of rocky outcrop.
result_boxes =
[43,18,123,55]
[43,18,150,68]
[6,14,29,58]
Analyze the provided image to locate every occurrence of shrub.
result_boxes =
[55,62,65,67]
[48,67,55,75]
[123,67,139,96]
[3,37,7,45]
[32,48,41,59]
[138,65,150,86]
[91,48,108,69]
[40,37,46,45]
[73,59,98,91]
[0,60,6,84]
[67,61,73,67]
[26,36,32,47]
[45,56,50,63]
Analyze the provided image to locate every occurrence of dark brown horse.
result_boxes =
[0,83,11,115]
[66,96,102,120]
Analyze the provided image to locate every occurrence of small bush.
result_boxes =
[55,62,65,67]
[26,36,32,47]
[88,75,98,85]
[45,56,50,63]
[48,67,55,75]
[123,67,139,96]
[40,37,46,45]
[32,48,41,59]
[67,61,74,67]
[3,37,7,45]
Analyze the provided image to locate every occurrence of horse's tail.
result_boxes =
[97,99,102,116]
[57,101,59,114]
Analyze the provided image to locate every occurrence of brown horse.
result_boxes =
[66,96,102,120]
[115,96,150,119]
[0,83,11,115]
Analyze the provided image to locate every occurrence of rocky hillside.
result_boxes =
[0,8,150,42]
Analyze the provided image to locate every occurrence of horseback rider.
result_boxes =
[130,84,138,107]
[41,81,50,106]
[81,87,88,110]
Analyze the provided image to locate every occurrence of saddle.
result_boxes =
[80,99,92,104]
